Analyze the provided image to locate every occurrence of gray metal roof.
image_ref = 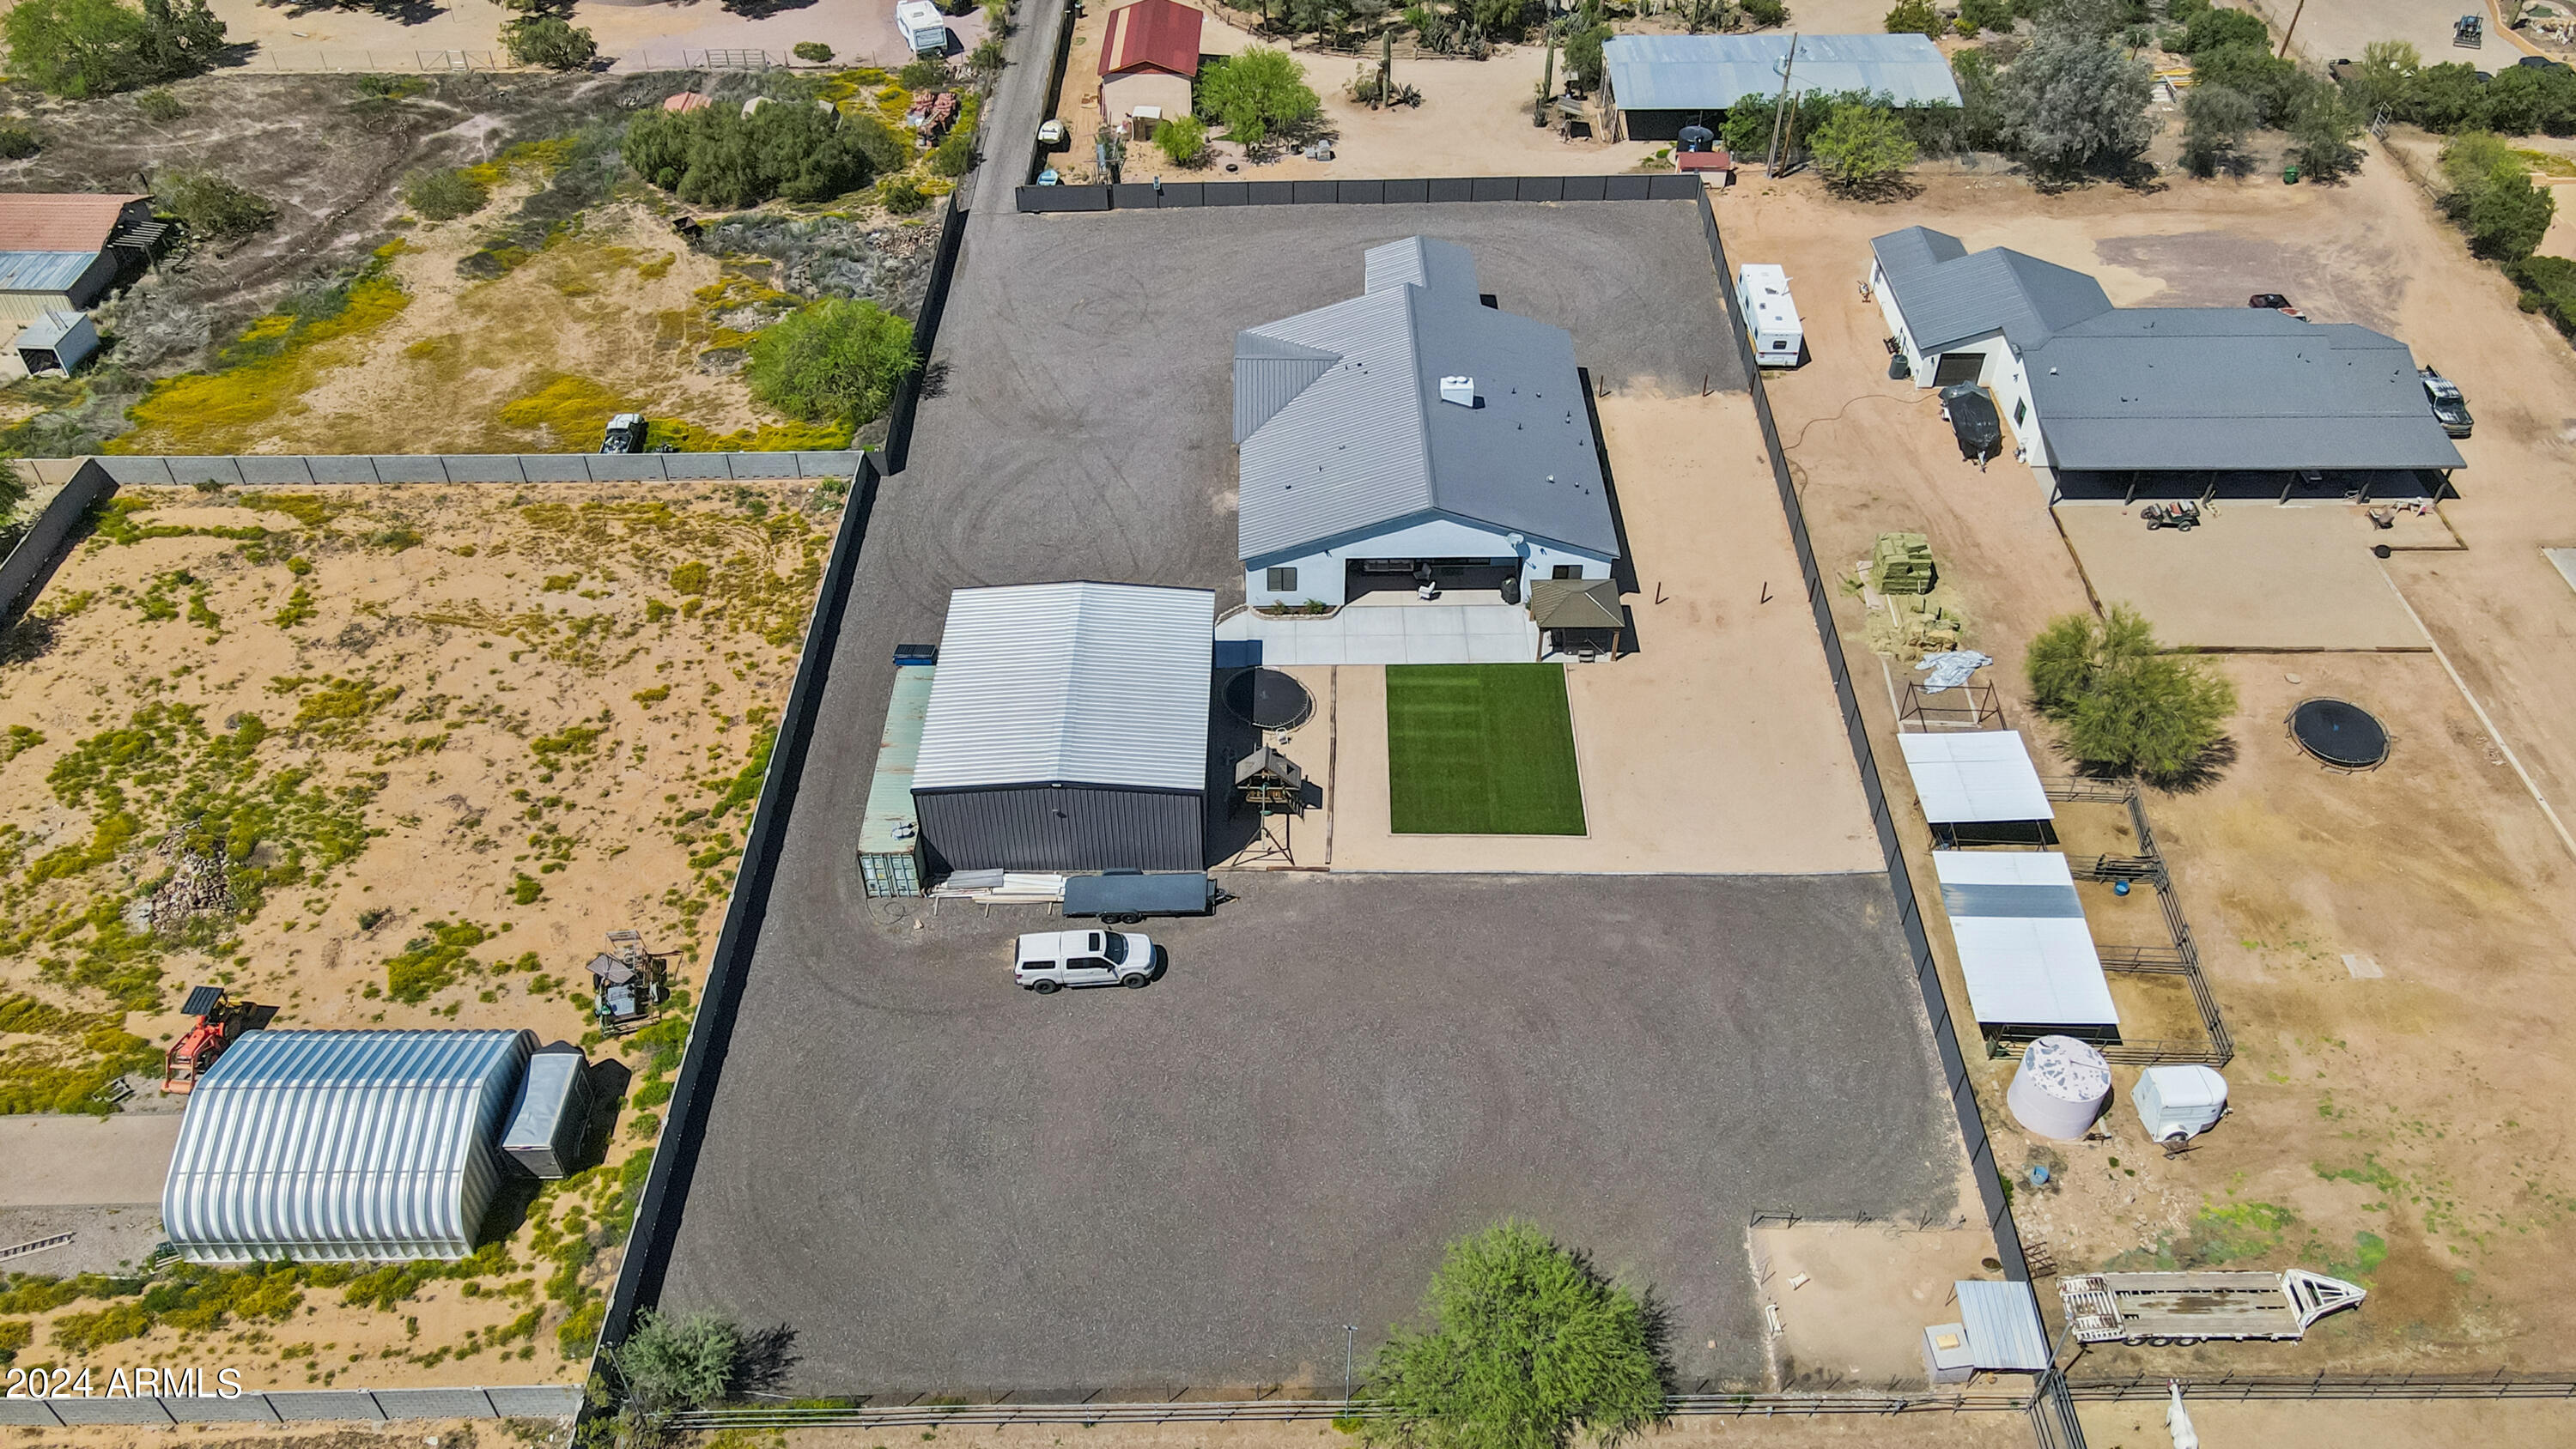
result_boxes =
[0,249,100,294]
[2026,312,2468,472]
[1601,33,1963,112]
[163,1029,535,1263]
[1932,852,2118,1030]
[1870,226,2112,355]
[1957,1280,2053,1371]
[1236,239,1614,565]
[914,583,1214,794]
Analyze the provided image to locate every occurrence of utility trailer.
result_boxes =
[2060,1269,2366,1345]
[1060,869,1222,925]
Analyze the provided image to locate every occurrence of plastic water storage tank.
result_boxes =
[2132,1064,2227,1143]
[2007,1036,2111,1141]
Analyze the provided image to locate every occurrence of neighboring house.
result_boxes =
[1868,225,2467,487]
[0,192,155,326]
[1236,237,1618,610]
[1098,0,1202,138]
[1599,33,1961,142]
[911,582,1215,874]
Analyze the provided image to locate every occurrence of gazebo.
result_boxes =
[1529,578,1625,659]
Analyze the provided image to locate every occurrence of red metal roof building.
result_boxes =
[1098,0,1203,78]
[0,193,149,253]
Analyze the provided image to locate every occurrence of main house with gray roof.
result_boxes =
[1868,225,2464,486]
[1236,238,1617,610]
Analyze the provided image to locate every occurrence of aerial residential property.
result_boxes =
[3,0,2573,1446]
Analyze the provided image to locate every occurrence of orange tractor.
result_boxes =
[163,985,252,1094]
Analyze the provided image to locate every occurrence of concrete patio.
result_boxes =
[1216,594,1540,665]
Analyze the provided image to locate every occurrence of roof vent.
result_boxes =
[1440,375,1475,407]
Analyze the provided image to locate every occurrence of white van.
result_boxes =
[1014,929,1163,993]
[1735,264,1804,367]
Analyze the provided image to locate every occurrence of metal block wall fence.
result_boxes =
[1015,173,1704,212]
[19,452,866,489]
[0,1384,583,1427]
[0,457,116,627]
[670,1390,2043,1432]
[1688,190,2038,1288]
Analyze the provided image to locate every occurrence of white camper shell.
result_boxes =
[896,0,949,55]
[1735,264,1803,367]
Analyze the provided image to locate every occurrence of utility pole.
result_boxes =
[1765,33,1799,175]
[2275,0,2305,58]
[1344,1325,1358,1400]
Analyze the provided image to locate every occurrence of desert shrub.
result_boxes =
[1360,1222,1670,1449]
[1812,102,1917,192]
[969,35,1005,78]
[136,86,186,119]
[2338,39,2418,118]
[878,174,931,211]
[898,56,951,90]
[623,102,880,207]
[155,168,277,243]
[1741,0,1787,24]
[1,0,227,99]
[744,299,917,427]
[0,122,39,159]
[611,1311,739,1416]
[1153,113,1209,167]
[1196,47,1321,148]
[1564,23,1611,93]
[927,99,979,175]
[2177,3,2266,54]
[402,167,490,221]
[1993,9,2154,176]
[0,1319,29,1365]
[2443,130,2555,260]
[792,39,833,63]
[2286,82,2363,179]
[505,15,598,70]
[2027,605,2236,781]
[1956,0,2014,33]
[1885,0,1941,38]
[2511,253,2576,339]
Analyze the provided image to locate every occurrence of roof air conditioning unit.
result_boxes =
[1440,376,1475,407]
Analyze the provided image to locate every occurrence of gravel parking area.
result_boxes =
[656,871,1961,1393]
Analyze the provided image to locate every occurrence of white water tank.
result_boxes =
[2132,1064,2227,1143]
[2007,1035,2111,1141]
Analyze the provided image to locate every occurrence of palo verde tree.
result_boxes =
[1195,46,1321,149]
[1,0,228,99]
[1811,102,1918,194]
[1994,3,2154,179]
[1359,1222,1672,1449]
[2026,603,2237,782]
[744,299,918,431]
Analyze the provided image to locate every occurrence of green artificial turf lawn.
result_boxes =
[1385,664,1588,835]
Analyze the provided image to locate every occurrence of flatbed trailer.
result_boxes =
[2061,1269,2365,1345]
[1060,870,1222,924]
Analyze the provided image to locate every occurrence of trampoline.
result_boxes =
[1224,668,1313,731]
[2289,698,2390,771]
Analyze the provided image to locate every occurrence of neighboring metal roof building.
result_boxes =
[0,250,104,294]
[1898,730,2053,825]
[1098,0,1203,77]
[1236,238,1613,567]
[1601,33,1964,112]
[1931,851,2118,1034]
[1955,1280,2053,1372]
[0,193,145,252]
[163,1029,536,1263]
[914,582,1214,792]
[2023,311,2469,472]
[1869,226,2113,355]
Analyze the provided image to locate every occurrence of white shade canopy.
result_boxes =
[1899,730,2053,825]
[1932,852,2118,1030]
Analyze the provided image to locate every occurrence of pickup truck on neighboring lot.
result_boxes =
[1015,929,1163,993]
[2247,293,2306,319]
[2421,367,2474,439]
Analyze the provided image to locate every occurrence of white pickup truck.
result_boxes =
[1014,929,1163,993]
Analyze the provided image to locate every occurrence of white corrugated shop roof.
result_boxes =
[1955,1280,2053,1371]
[914,582,1215,793]
[1601,33,1964,112]
[1931,852,2118,1029]
[163,1029,535,1264]
[1899,731,2053,824]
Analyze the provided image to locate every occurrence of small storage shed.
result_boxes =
[912,582,1215,873]
[1735,264,1802,367]
[1097,0,1203,136]
[9,309,97,378]
[1932,851,2118,1043]
[1954,1280,2053,1373]
[859,660,936,897]
[500,1041,593,1179]
[162,1028,536,1263]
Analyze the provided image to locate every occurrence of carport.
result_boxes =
[1931,851,2119,1047]
[1899,730,2053,847]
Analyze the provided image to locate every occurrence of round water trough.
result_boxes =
[2289,698,2389,771]
[1224,668,1313,731]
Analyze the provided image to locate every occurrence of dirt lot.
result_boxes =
[0,479,832,1385]
[1722,135,2576,1371]
[0,70,940,456]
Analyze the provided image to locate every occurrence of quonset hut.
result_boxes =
[162,1029,537,1263]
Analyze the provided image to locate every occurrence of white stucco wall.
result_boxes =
[1243,516,1613,609]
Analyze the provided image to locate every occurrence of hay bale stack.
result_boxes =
[1872,532,1936,595]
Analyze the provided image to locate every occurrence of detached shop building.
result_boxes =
[911,582,1214,872]
[1097,0,1202,138]
[0,192,155,324]
[1599,33,1960,142]
[1236,237,1618,610]
[1868,225,2465,492]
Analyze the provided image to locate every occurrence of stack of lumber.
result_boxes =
[1872,532,1936,595]
[929,870,1066,902]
